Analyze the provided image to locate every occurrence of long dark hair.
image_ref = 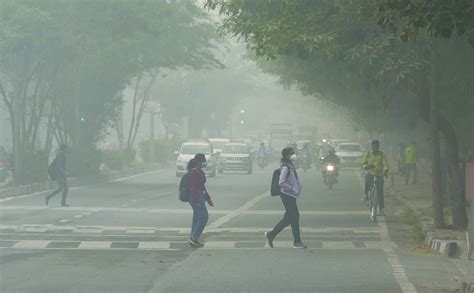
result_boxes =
[187,159,196,172]
[281,147,294,165]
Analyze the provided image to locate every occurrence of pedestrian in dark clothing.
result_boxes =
[45,144,69,206]
[265,147,306,249]
[188,153,214,248]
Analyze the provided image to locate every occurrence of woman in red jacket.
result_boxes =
[188,153,214,247]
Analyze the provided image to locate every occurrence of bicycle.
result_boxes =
[367,174,380,223]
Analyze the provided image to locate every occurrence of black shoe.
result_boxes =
[265,232,274,248]
[45,198,49,206]
[61,203,69,207]
[188,238,203,248]
[292,242,307,249]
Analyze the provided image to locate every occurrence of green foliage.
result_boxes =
[1,0,221,183]
[67,145,101,178]
[404,207,424,246]
[375,0,474,46]
[139,139,182,163]
[101,149,136,171]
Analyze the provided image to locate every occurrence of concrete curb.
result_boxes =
[390,188,466,258]
[426,236,458,258]
[0,164,163,200]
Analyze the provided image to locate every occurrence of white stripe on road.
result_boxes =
[0,224,381,235]
[3,240,388,251]
[0,168,170,203]
[355,171,417,293]
[13,240,50,249]
[78,241,112,249]
[138,242,170,249]
[0,205,369,216]
[207,191,266,229]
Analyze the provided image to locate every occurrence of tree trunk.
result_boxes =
[438,114,468,229]
[430,42,445,229]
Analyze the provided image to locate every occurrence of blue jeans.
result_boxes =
[190,202,208,240]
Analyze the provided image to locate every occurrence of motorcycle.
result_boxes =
[301,153,311,172]
[323,163,338,190]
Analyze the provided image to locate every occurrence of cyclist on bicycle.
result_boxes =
[361,140,389,215]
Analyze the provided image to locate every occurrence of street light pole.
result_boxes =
[150,112,155,162]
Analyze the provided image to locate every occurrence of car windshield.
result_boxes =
[338,144,361,152]
[180,144,211,155]
[210,141,228,150]
[222,145,249,154]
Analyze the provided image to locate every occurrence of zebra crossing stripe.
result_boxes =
[2,240,387,251]
[13,240,50,249]
[78,241,112,249]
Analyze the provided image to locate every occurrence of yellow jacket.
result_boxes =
[361,151,389,175]
[405,146,416,165]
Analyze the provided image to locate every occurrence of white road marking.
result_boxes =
[0,168,169,203]
[2,240,388,251]
[13,240,50,249]
[355,171,417,293]
[207,191,268,229]
[138,242,170,249]
[0,224,381,235]
[78,241,112,249]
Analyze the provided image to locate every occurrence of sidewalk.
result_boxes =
[389,163,474,292]
[389,162,468,257]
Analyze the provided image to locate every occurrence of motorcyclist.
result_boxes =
[257,142,268,165]
[321,148,340,183]
[301,143,312,168]
[361,140,389,216]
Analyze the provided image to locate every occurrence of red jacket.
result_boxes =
[188,168,211,204]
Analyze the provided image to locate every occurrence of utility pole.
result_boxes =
[430,40,444,229]
[13,93,22,184]
[150,112,155,162]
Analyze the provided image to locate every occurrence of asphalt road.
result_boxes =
[0,165,468,292]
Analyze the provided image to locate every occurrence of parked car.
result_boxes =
[218,142,253,174]
[175,140,216,177]
[336,142,364,167]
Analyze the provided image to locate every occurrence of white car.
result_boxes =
[218,142,253,174]
[336,143,365,167]
[175,140,216,177]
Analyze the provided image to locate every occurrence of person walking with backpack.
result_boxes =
[45,144,69,207]
[266,147,306,249]
[188,153,214,247]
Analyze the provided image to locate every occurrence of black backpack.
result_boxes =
[270,163,291,196]
[48,158,58,181]
[179,173,189,202]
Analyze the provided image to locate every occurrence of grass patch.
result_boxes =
[404,207,425,247]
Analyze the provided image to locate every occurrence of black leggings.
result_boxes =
[269,194,301,242]
[46,175,69,204]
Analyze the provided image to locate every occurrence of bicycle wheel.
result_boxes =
[370,188,378,223]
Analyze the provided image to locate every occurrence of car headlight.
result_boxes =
[326,165,335,171]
